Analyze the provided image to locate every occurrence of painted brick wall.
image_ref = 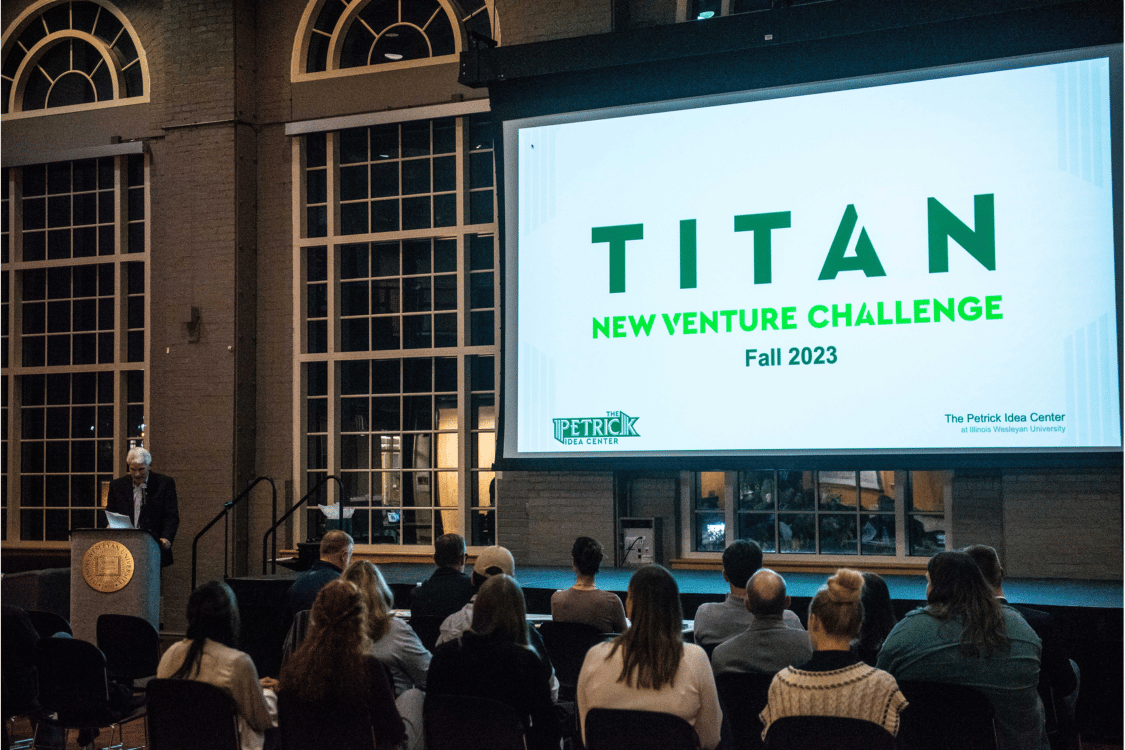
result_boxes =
[498,471,616,567]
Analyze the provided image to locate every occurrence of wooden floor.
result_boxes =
[8,715,1123,750]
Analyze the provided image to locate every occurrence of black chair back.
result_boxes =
[764,716,895,750]
[584,708,700,750]
[34,638,144,744]
[896,680,997,750]
[97,614,160,685]
[715,671,775,750]
[423,693,526,750]
[147,679,240,750]
[25,611,71,641]
[536,620,608,699]
[281,609,312,663]
[408,615,446,654]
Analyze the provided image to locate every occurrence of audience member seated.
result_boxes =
[963,545,1079,731]
[278,580,406,750]
[157,581,277,750]
[427,574,562,750]
[694,541,801,648]
[712,569,812,675]
[577,565,722,750]
[344,560,430,750]
[410,533,475,621]
[760,569,907,742]
[283,530,353,628]
[856,572,897,666]
[436,545,560,701]
[551,536,627,633]
[877,551,1047,750]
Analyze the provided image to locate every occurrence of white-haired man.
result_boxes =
[106,447,179,566]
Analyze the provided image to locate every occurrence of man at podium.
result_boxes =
[107,447,180,567]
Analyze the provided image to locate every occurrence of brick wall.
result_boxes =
[497,471,616,566]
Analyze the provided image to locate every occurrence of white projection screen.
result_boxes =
[501,46,1123,466]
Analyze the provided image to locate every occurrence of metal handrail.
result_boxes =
[261,474,345,575]
[191,475,277,591]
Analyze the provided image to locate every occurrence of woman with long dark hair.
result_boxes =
[576,565,721,749]
[278,580,405,750]
[551,536,627,633]
[878,551,1046,750]
[760,569,906,739]
[156,580,276,750]
[856,571,897,665]
[427,574,561,750]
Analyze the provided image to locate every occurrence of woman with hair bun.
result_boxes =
[551,536,627,633]
[760,569,907,739]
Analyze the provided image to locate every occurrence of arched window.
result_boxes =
[295,0,495,79]
[1,0,148,116]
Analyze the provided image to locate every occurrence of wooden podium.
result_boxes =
[70,528,161,643]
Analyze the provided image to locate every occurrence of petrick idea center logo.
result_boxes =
[554,411,640,445]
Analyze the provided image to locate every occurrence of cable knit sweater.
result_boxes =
[759,651,907,740]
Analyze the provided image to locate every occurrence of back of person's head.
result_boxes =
[571,536,604,577]
[722,540,763,589]
[858,572,897,652]
[280,579,369,702]
[469,574,529,647]
[434,533,467,567]
[745,569,788,617]
[171,580,240,679]
[961,544,1003,590]
[611,565,683,690]
[470,545,515,589]
[343,560,394,641]
[320,529,353,558]
[926,551,1008,658]
[808,569,865,640]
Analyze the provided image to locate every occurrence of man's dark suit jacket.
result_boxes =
[106,472,179,567]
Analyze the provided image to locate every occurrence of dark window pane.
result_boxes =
[24,197,46,230]
[340,127,369,164]
[402,121,430,158]
[101,224,117,254]
[470,311,494,346]
[738,514,777,553]
[404,395,432,430]
[341,318,370,352]
[340,243,369,279]
[307,245,328,282]
[47,195,70,227]
[370,162,399,197]
[341,202,369,235]
[308,361,328,397]
[307,205,327,237]
[98,190,114,223]
[127,330,143,362]
[128,188,144,221]
[469,151,493,189]
[308,320,327,353]
[47,229,71,259]
[403,316,431,349]
[372,317,400,350]
[433,193,456,228]
[469,113,493,150]
[434,239,456,273]
[341,360,369,395]
[128,296,144,328]
[371,125,398,160]
[73,333,96,364]
[307,284,327,318]
[341,281,369,316]
[47,162,70,194]
[470,272,493,309]
[126,370,143,402]
[306,133,327,168]
[434,275,456,311]
[404,278,431,313]
[401,159,430,195]
[403,359,431,392]
[433,155,456,192]
[73,192,97,224]
[372,397,399,430]
[47,334,71,365]
[23,408,45,439]
[308,398,328,433]
[373,242,400,277]
[45,441,69,473]
[371,199,399,233]
[97,332,113,363]
[306,169,327,204]
[340,165,369,201]
[24,165,46,196]
[73,226,96,257]
[23,302,45,334]
[861,514,896,555]
[469,355,494,392]
[434,313,456,347]
[401,196,429,230]
[341,397,370,432]
[435,357,457,392]
[433,118,456,154]
[777,513,816,552]
[372,279,399,315]
[469,190,493,224]
[372,360,400,394]
[23,231,45,261]
[46,406,69,438]
[71,440,95,471]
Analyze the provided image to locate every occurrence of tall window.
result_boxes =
[686,469,950,558]
[296,108,498,548]
[2,0,148,115]
[3,154,148,542]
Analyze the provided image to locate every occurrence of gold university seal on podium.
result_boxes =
[82,540,135,592]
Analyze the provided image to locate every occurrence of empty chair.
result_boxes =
[536,620,606,700]
[583,708,700,750]
[25,611,70,641]
[896,680,998,750]
[714,671,774,750]
[34,637,145,749]
[764,716,896,750]
[97,614,160,691]
[423,693,526,750]
[146,678,240,750]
